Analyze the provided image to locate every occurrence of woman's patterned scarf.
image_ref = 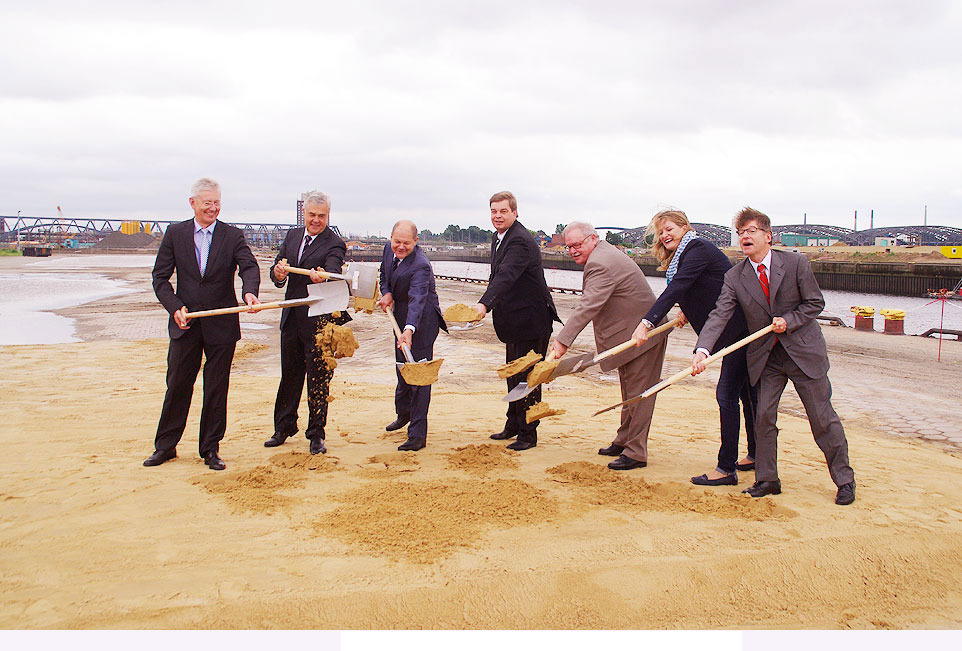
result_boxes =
[665,229,699,284]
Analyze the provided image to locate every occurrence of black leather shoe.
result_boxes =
[309,437,327,455]
[735,459,756,471]
[264,431,295,448]
[743,480,781,497]
[835,480,856,505]
[691,472,737,486]
[490,430,518,440]
[398,437,426,451]
[607,454,647,470]
[386,416,410,432]
[506,439,536,451]
[598,443,624,457]
[204,451,226,471]
[143,448,176,467]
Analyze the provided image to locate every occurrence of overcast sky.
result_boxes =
[2,0,960,236]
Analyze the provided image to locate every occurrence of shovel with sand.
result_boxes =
[182,281,349,320]
[385,307,443,386]
[503,317,684,402]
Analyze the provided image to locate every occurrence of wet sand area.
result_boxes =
[1,254,961,629]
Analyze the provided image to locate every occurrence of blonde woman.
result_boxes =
[633,210,757,485]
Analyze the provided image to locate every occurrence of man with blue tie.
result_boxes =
[145,178,260,471]
[377,220,447,451]
[692,207,855,504]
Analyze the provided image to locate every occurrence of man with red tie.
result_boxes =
[692,207,855,505]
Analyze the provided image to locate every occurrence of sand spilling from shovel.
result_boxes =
[352,296,377,313]
[526,401,565,424]
[443,303,483,322]
[526,358,560,387]
[400,358,444,386]
[496,350,542,379]
[315,322,359,371]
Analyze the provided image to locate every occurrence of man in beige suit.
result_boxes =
[549,222,669,470]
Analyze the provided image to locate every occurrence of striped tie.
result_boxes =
[758,263,770,302]
[199,229,211,276]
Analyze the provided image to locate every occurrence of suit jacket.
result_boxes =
[379,244,447,351]
[269,226,347,331]
[152,218,260,343]
[696,249,829,384]
[556,240,662,372]
[644,238,749,353]
[479,220,561,343]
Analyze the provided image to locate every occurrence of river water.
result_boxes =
[0,255,958,345]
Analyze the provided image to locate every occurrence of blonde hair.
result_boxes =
[647,209,691,270]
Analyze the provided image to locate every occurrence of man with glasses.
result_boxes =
[692,207,855,505]
[146,177,260,471]
[548,222,668,470]
[475,191,561,451]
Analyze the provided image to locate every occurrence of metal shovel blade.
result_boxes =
[344,262,379,299]
[306,280,350,316]
[502,351,595,402]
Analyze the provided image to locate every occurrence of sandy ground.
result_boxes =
[1,253,961,630]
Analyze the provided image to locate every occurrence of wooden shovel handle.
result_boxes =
[285,265,350,281]
[183,297,311,319]
[385,307,416,364]
[593,317,683,364]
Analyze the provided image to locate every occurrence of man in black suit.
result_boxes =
[378,220,447,451]
[145,177,260,471]
[264,191,351,455]
[475,191,561,451]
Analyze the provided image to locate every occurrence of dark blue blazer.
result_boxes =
[152,218,260,343]
[644,238,748,353]
[379,244,447,351]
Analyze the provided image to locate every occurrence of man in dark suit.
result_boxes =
[145,177,260,471]
[264,191,351,455]
[693,207,855,505]
[475,191,561,451]
[377,220,447,452]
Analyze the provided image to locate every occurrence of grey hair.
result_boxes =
[562,221,598,239]
[303,190,331,208]
[190,177,220,197]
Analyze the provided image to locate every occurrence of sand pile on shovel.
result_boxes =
[315,322,359,370]
[443,303,483,322]
[495,350,542,379]
[400,358,443,386]
[526,401,565,424]
[526,358,560,387]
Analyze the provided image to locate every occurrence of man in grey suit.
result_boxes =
[693,207,855,505]
[549,222,668,470]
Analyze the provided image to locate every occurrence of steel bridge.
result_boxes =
[0,216,343,247]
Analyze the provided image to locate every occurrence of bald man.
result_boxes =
[377,220,447,451]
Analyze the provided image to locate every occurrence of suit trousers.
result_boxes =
[614,336,667,463]
[715,348,758,473]
[755,343,854,487]
[154,327,236,457]
[273,313,334,441]
[504,336,551,443]
[394,338,435,440]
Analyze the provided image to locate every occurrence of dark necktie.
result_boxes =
[758,263,770,302]
[299,235,313,265]
[392,257,400,272]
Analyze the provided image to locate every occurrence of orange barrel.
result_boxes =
[880,309,905,335]
[850,306,875,332]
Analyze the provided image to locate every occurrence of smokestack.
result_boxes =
[854,210,857,232]
[803,212,807,225]
[870,209,874,229]
[924,204,927,226]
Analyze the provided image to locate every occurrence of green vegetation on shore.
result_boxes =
[0,248,22,256]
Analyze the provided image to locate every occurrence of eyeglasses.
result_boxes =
[735,227,765,236]
[565,234,595,252]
